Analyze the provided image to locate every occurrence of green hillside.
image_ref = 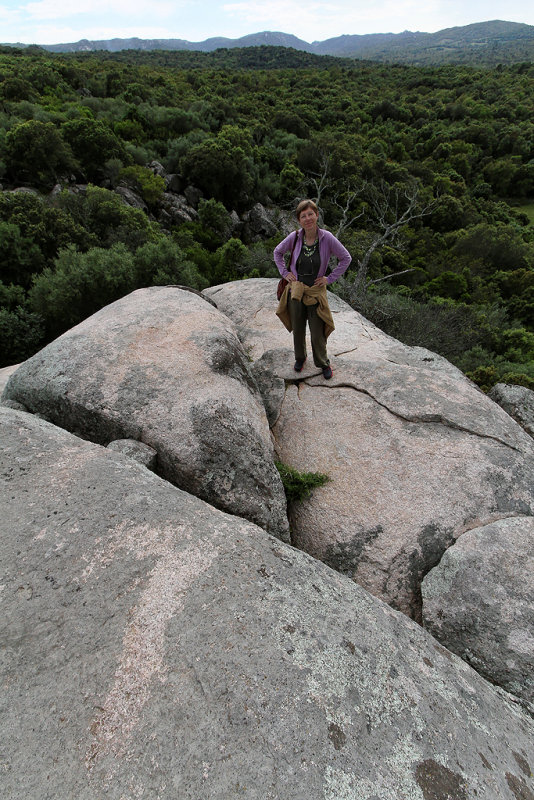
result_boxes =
[0,46,533,390]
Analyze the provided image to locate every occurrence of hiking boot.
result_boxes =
[294,358,306,372]
[322,365,333,379]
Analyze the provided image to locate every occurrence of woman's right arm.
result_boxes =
[273,233,296,278]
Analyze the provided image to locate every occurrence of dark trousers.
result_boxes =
[289,298,329,367]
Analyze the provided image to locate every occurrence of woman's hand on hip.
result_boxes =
[286,273,296,282]
[314,276,328,286]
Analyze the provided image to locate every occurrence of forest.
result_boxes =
[0,44,533,391]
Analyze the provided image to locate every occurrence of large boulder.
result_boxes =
[114,185,148,212]
[1,406,534,800]
[0,363,19,394]
[422,516,534,708]
[1,286,288,540]
[489,382,534,438]
[204,279,534,619]
[241,203,280,242]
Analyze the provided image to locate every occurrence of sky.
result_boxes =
[2,0,534,46]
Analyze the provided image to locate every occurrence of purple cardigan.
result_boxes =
[273,227,351,285]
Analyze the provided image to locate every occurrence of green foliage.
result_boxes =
[422,271,470,301]
[0,190,92,262]
[275,461,330,504]
[0,280,26,309]
[449,223,533,275]
[4,120,76,186]
[238,241,279,279]
[466,362,534,392]
[0,220,45,286]
[279,162,305,202]
[29,243,136,336]
[56,185,158,249]
[499,372,534,390]
[61,118,129,181]
[465,364,499,392]
[117,165,165,207]
[0,77,36,101]
[27,236,209,341]
[0,305,45,365]
[133,238,208,290]
[0,46,533,385]
[180,126,257,207]
[213,238,248,282]
[355,288,507,361]
[197,198,232,243]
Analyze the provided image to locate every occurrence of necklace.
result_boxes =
[302,238,318,258]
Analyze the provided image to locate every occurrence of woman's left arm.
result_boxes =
[325,233,352,284]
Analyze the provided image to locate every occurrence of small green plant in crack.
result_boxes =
[275,460,330,504]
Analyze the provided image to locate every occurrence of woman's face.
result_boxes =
[298,206,319,232]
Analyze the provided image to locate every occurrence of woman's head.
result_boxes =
[296,199,319,222]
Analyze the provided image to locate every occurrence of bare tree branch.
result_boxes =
[300,160,437,303]
[331,179,365,237]
[369,269,417,285]
[307,153,332,208]
[346,181,437,301]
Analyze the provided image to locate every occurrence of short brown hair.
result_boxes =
[295,199,319,220]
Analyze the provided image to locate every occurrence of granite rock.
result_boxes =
[2,286,288,540]
[489,382,534,439]
[422,516,534,708]
[1,406,533,800]
[204,279,534,619]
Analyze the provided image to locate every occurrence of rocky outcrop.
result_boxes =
[157,192,198,227]
[1,286,288,540]
[489,382,534,438]
[241,202,280,241]
[2,405,533,800]
[240,203,295,243]
[422,516,534,708]
[114,185,148,212]
[204,279,534,620]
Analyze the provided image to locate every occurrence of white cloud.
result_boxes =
[22,0,178,22]
[19,24,185,43]
[0,7,22,24]
[222,0,447,41]
[222,0,534,40]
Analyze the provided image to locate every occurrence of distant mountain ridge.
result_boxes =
[5,20,534,65]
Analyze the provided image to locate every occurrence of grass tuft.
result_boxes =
[275,460,330,504]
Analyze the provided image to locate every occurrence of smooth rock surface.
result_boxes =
[489,382,534,438]
[1,286,288,540]
[204,279,534,619]
[422,516,534,707]
[1,406,534,800]
[106,438,158,469]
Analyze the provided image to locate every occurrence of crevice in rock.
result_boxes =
[314,382,522,453]
[332,346,360,357]
[456,511,529,538]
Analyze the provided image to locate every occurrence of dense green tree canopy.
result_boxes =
[0,45,533,388]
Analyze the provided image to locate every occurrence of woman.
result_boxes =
[274,199,351,379]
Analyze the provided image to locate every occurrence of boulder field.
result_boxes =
[1,407,533,799]
[204,280,534,622]
[2,285,289,541]
[2,278,534,796]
